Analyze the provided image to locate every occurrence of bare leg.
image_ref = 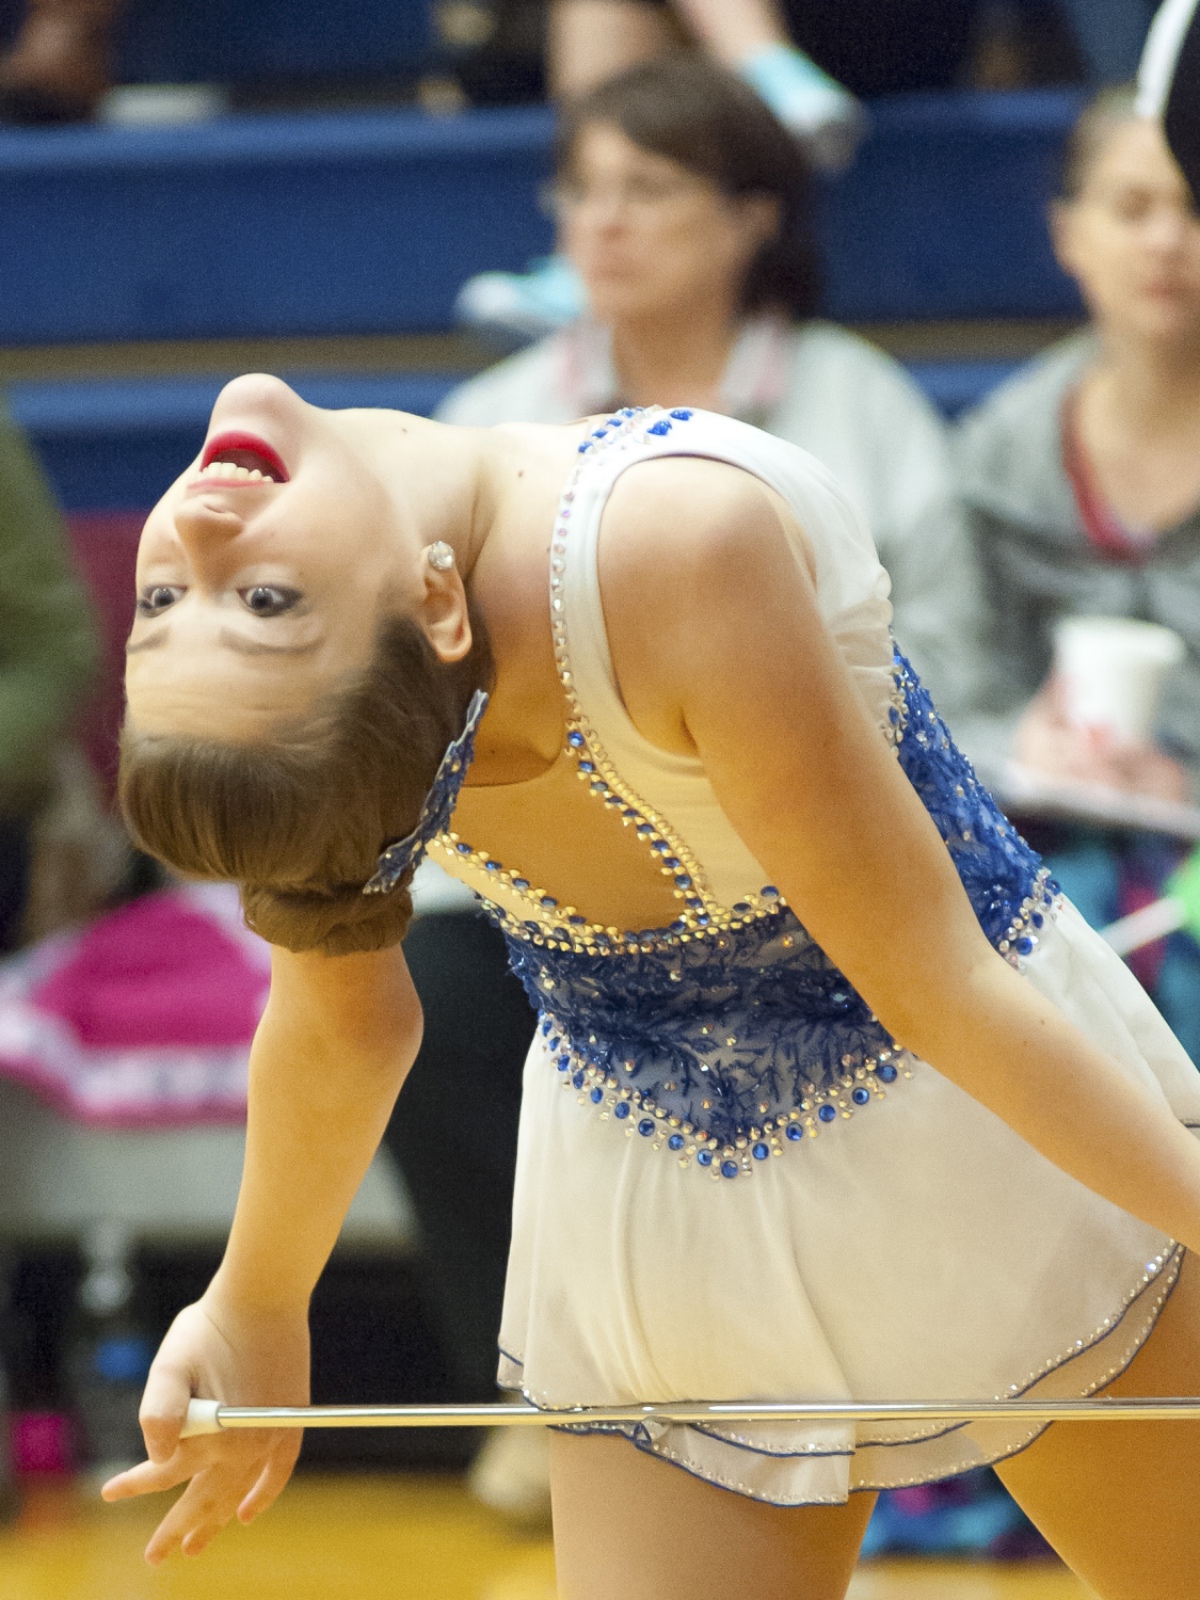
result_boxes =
[547,0,861,171]
[677,0,864,170]
[670,0,792,66]
[549,1431,875,1600]
[996,1250,1200,1599]
[548,1,680,101]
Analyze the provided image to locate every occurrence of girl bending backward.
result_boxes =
[110,380,1200,1598]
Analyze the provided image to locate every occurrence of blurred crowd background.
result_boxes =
[0,0,1198,1560]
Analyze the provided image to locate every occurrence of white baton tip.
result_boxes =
[181,1398,223,1438]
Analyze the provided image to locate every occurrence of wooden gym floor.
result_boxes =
[0,1474,1095,1600]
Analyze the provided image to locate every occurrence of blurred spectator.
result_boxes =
[0,397,96,952]
[0,0,126,123]
[549,0,864,167]
[457,0,866,337]
[956,88,1200,1058]
[447,55,983,715]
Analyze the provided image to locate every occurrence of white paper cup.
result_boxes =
[1054,616,1186,744]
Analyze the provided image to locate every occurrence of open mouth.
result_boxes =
[196,430,291,485]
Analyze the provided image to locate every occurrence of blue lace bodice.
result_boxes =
[498,652,1056,1180]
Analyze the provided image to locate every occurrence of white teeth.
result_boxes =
[198,460,272,482]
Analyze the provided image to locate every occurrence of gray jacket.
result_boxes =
[955,332,1200,778]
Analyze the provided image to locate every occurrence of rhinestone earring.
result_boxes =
[427,541,455,572]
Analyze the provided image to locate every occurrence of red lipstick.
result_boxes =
[200,430,290,482]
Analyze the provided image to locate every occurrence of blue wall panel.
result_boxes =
[0,90,1085,345]
[9,373,462,509]
[0,0,433,82]
[0,109,555,344]
[9,361,1014,512]
[117,0,431,83]
[821,90,1085,322]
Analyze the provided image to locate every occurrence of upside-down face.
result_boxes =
[125,374,421,744]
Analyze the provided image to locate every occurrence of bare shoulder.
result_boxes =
[600,455,813,608]
[598,455,817,753]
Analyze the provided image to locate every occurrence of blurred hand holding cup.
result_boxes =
[1053,616,1186,746]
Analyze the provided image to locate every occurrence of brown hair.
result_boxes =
[1059,85,1141,200]
[119,612,493,956]
[555,54,823,321]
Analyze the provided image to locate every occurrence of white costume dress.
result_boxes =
[426,406,1200,1506]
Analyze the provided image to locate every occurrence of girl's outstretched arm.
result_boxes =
[602,457,1200,1252]
[103,941,422,1563]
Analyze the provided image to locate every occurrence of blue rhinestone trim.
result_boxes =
[538,991,919,1180]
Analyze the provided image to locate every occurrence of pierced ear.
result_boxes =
[420,550,472,664]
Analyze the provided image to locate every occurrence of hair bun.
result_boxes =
[241,878,413,955]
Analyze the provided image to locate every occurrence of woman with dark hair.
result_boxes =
[447,56,982,715]
[103,376,1200,1597]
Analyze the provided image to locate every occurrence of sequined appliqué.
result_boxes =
[504,646,1058,1181]
[510,907,914,1180]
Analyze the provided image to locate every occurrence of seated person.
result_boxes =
[956,87,1200,1060]
[0,397,97,951]
[456,1,865,333]
[443,54,984,720]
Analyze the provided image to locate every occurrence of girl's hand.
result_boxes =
[101,1292,309,1565]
